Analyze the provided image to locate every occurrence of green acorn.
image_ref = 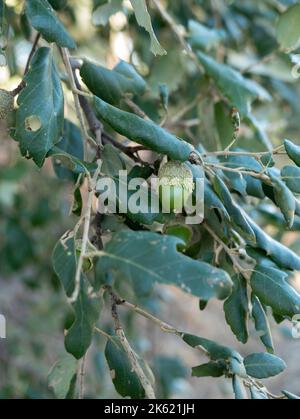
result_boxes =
[0,88,14,120]
[158,161,194,213]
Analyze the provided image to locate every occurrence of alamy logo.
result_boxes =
[96,168,205,225]
[0,314,6,339]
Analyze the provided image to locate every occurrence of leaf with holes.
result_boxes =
[15,47,64,167]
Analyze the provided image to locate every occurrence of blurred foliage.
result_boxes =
[1,0,300,400]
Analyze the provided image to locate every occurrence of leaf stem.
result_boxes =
[60,47,97,157]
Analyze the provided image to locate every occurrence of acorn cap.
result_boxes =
[158,161,194,193]
[0,88,14,120]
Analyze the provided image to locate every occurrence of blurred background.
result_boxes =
[0,0,300,398]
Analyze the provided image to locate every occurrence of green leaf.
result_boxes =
[93,97,194,162]
[165,225,192,247]
[214,102,235,149]
[246,113,273,151]
[192,362,225,378]
[101,144,125,177]
[269,172,295,229]
[52,231,79,298]
[276,3,300,52]
[229,357,247,379]
[52,120,84,181]
[95,231,232,300]
[281,166,300,194]
[105,336,145,399]
[182,333,243,363]
[245,214,300,271]
[219,153,263,197]
[250,386,268,400]
[49,146,96,175]
[80,60,146,106]
[129,0,166,56]
[232,375,248,399]
[48,0,68,10]
[92,0,123,26]
[212,175,255,240]
[188,20,224,51]
[154,356,187,399]
[65,280,101,359]
[251,294,274,354]
[52,231,101,359]
[197,51,271,117]
[115,61,147,94]
[159,83,169,112]
[224,275,249,344]
[48,355,77,399]
[15,47,64,167]
[282,391,300,400]
[251,264,300,319]
[204,180,230,220]
[72,186,83,217]
[25,0,76,48]
[105,167,165,226]
[244,353,286,379]
[285,139,300,167]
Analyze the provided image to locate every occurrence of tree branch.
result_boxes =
[69,161,102,303]
[110,292,156,399]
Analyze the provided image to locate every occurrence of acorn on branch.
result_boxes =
[158,161,194,213]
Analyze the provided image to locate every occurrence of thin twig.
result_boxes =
[94,327,112,340]
[152,0,203,73]
[202,144,285,159]
[61,47,97,157]
[79,355,86,400]
[69,161,102,303]
[123,96,150,120]
[169,92,204,124]
[204,162,271,183]
[110,293,156,399]
[241,52,276,75]
[203,222,252,280]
